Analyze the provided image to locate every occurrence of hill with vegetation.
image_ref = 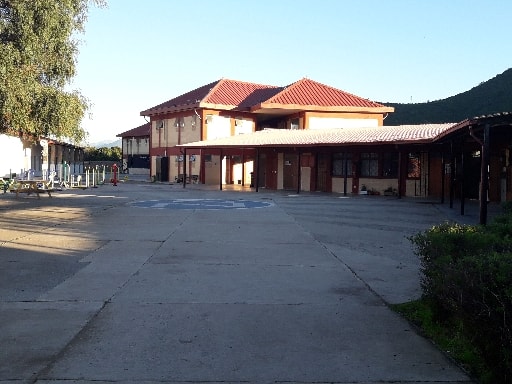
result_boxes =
[383,68,512,125]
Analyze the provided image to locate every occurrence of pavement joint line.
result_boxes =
[30,299,110,383]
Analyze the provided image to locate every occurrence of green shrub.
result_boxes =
[410,212,512,383]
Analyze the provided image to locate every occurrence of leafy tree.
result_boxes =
[84,146,121,161]
[0,0,105,143]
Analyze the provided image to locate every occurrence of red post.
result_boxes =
[112,163,118,186]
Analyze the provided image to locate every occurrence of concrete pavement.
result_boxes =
[0,181,480,383]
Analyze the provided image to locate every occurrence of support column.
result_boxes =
[219,149,223,191]
[255,149,260,192]
[183,149,187,188]
[241,149,245,186]
[441,151,445,204]
[343,152,348,196]
[479,124,490,225]
[460,151,465,216]
[397,150,405,198]
[449,142,455,209]
[296,151,301,194]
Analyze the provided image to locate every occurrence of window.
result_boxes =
[382,152,398,177]
[332,153,352,176]
[290,118,299,130]
[360,152,378,177]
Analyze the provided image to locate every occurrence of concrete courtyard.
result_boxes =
[0,181,481,383]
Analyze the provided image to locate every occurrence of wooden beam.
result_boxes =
[255,149,260,192]
[219,149,223,191]
[449,142,455,209]
[183,149,187,188]
[479,124,490,225]
[460,151,465,216]
[441,151,445,204]
[343,152,348,196]
[296,151,301,194]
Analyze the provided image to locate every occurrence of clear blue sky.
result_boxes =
[71,0,512,144]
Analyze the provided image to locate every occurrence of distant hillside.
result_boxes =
[89,139,121,148]
[383,68,512,125]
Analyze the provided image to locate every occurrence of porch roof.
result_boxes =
[178,123,455,149]
[432,112,512,141]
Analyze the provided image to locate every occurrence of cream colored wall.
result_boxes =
[205,115,231,140]
[124,137,149,155]
[233,160,254,185]
[0,134,24,177]
[406,179,426,197]
[179,115,201,143]
[168,154,201,182]
[152,119,174,148]
[204,155,221,184]
[151,114,201,149]
[305,111,384,128]
[300,167,311,191]
[188,155,200,176]
[277,153,284,189]
[308,116,378,129]
[170,158,181,182]
[151,156,157,177]
[234,119,254,135]
[332,177,353,194]
[358,178,398,194]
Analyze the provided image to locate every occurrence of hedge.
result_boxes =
[410,209,512,383]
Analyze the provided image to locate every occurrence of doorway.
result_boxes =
[283,153,299,190]
[317,153,329,192]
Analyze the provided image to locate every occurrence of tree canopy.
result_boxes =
[0,0,104,144]
[84,145,121,162]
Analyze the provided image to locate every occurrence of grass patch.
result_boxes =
[391,298,492,383]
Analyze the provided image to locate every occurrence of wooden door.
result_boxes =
[317,153,328,192]
[283,153,298,190]
[265,154,278,189]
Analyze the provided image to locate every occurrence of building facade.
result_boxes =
[140,78,393,186]
[138,77,512,222]
[117,123,150,175]
[0,133,84,181]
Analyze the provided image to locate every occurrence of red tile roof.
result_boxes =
[116,122,150,138]
[179,124,455,149]
[140,81,219,116]
[140,78,393,116]
[255,78,388,110]
[201,79,280,109]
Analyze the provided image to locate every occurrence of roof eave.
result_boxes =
[199,102,238,111]
[251,103,394,114]
[140,102,201,117]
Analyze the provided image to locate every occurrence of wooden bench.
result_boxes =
[11,180,53,198]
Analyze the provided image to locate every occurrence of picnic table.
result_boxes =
[11,180,53,198]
